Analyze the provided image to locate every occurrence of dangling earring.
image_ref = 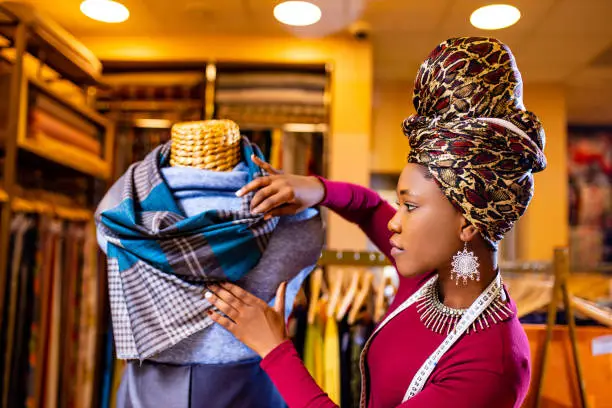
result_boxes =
[451,241,480,285]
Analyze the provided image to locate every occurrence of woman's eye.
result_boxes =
[404,203,417,212]
[396,201,417,212]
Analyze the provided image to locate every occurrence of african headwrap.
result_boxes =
[403,37,547,247]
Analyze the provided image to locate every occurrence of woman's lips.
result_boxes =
[390,240,405,257]
[390,247,405,257]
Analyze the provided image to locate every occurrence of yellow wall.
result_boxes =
[519,83,569,261]
[371,80,569,261]
[81,35,373,250]
[371,79,414,173]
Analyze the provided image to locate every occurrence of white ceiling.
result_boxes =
[7,0,612,124]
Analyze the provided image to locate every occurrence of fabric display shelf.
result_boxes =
[0,4,114,408]
[214,70,328,126]
[98,62,329,181]
[28,97,102,156]
[17,76,112,180]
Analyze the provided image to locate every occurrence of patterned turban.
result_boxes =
[403,37,547,248]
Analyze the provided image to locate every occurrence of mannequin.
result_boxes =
[96,119,324,408]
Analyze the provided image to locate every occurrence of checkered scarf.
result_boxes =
[96,138,278,360]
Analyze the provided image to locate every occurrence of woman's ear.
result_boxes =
[459,218,479,242]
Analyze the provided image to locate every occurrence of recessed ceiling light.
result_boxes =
[80,0,130,23]
[470,4,521,30]
[274,1,322,27]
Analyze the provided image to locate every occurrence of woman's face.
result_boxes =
[388,163,467,278]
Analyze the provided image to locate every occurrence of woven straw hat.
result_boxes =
[170,119,241,171]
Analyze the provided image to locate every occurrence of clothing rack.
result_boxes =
[318,249,390,267]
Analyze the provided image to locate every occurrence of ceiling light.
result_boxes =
[80,0,130,23]
[470,4,521,30]
[274,1,322,27]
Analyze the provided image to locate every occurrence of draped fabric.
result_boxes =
[96,137,278,360]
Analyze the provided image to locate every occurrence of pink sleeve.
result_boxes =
[395,370,516,408]
[261,340,338,408]
[317,178,396,260]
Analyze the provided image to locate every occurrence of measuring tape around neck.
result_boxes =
[358,273,503,406]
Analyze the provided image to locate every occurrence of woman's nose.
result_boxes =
[388,211,401,233]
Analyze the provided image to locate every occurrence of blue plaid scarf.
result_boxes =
[96,138,278,360]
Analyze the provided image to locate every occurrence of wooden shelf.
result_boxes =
[28,76,110,128]
[0,3,101,85]
[19,132,110,180]
[11,195,92,221]
[97,100,202,112]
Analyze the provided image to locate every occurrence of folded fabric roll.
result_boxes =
[30,109,101,155]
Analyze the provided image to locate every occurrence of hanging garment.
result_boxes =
[6,215,37,408]
[304,315,325,388]
[339,317,354,408]
[26,218,60,408]
[323,316,341,405]
[25,216,47,408]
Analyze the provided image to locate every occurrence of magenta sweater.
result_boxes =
[260,179,531,408]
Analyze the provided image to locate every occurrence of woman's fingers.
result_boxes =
[205,287,241,320]
[208,309,237,331]
[250,184,280,211]
[252,188,295,215]
[219,282,267,308]
[274,281,287,315]
[235,176,272,198]
[252,155,282,175]
[263,204,301,220]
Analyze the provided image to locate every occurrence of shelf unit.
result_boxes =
[98,60,330,180]
[0,3,114,408]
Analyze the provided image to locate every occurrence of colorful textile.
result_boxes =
[96,138,278,360]
[403,37,547,246]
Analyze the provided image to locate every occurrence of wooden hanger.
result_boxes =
[348,272,374,325]
[374,274,396,323]
[326,268,344,318]
[294,287,308,309]
[335,269,361,321]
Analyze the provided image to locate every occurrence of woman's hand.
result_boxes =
[205,281,289,358]
[236,156,325,220]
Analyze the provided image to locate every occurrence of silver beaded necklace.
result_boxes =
[416,277,514,335]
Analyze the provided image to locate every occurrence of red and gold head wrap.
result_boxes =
[403,37,547,248]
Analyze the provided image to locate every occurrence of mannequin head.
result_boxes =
[170,119,241,171]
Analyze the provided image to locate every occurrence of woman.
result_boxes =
[206,37,546,407]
